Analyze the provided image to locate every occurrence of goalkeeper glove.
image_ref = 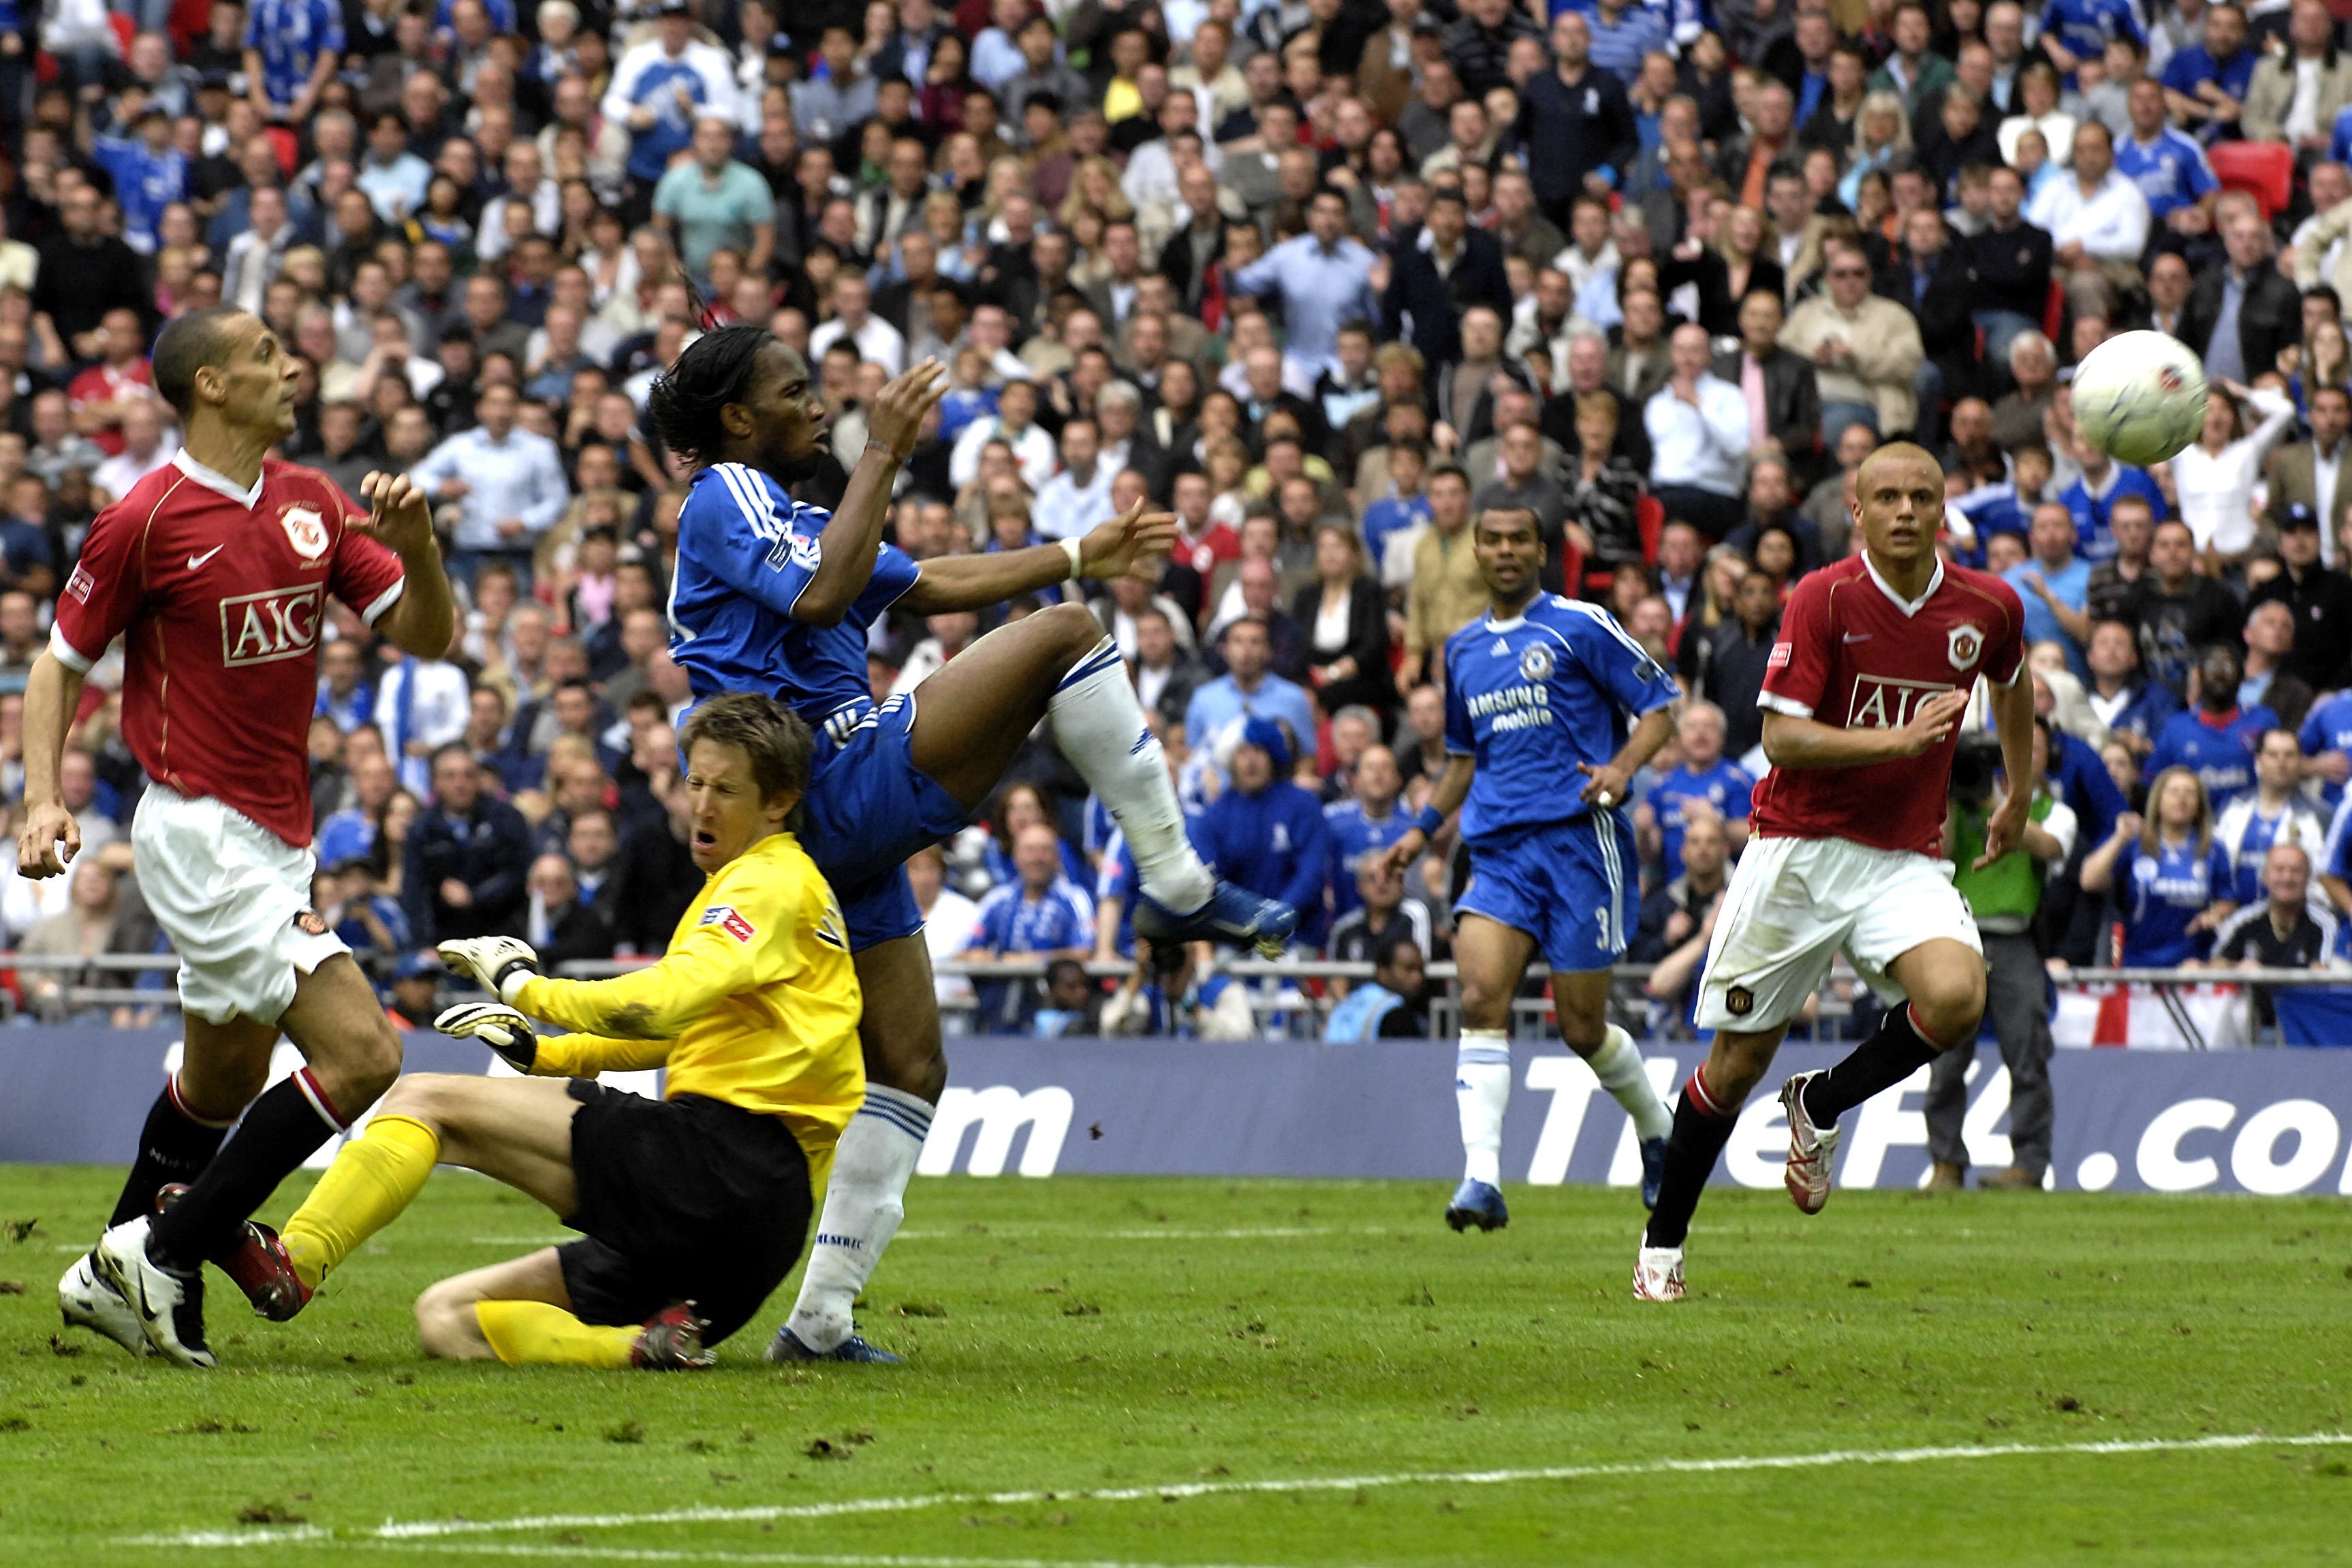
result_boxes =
[435,1001,539,1072]
[437,936,542,1005]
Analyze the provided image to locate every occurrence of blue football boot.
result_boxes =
[1444,1178,1509,1232]
[764,1325,906,1364]
[1133,881,1296,956]
[1640,1135,1669,1211]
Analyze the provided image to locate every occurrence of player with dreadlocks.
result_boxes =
[633,330,1293,1361]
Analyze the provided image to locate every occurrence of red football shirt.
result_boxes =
[65,361,157,457]
[51,452,406,848]
[1751,553,2026,856]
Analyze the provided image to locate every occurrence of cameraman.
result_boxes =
[1926,718,2076,1192]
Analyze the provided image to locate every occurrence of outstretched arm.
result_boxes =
[794,360,947,626]
[900,501,1174,614]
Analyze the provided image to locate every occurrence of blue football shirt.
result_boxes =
[668,462,920,743]
[1443,595,1680,843]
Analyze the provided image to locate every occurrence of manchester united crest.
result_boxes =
[279,505,329,561]
[1947,623,1984,672]
[1519,643,1554,681]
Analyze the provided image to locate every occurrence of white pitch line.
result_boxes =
[368,1546,1304,1568]
[124,1430,2352,1551]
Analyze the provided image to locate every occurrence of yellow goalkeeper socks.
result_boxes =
[474,1300,639,1368]
[280,1114,441,1290]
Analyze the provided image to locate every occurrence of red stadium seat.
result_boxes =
[108,13,135,53]
[2210,141,2294,221]
[1636,494,1663,564]
[2042,276,2066,342]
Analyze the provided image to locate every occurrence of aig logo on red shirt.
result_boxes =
[220,585,323,668]
[1845,674,1955,731]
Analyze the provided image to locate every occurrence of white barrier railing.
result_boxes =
[0,951,2339,1044]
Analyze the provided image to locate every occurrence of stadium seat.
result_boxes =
[2211,141,2294,221]
[2042,276,2066,342]
[108,13,136,53]
[1636,494,1663,564]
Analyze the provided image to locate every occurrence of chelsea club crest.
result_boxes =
[1519,643,1554,682]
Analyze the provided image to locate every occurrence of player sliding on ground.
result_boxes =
[650,332,1295,1362]
[1635,443,2037,1302]
[21,306,457,1368]
[1383,505,1680,1231]
[271,695,862,1368]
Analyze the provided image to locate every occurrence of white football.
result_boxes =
[2070,329,2210,468]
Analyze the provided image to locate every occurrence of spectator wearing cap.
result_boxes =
[2252,502,2352,693]
[2263,385,2352,571]
[606,0,742,198]
[653,111,776,289]
[383,953,444,1031]
[1193,717,1332,947]
[323,843,412,965]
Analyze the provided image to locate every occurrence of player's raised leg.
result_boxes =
[771,935,938,1364]
[1783,938,1986,1214]
[903,597,1279,950]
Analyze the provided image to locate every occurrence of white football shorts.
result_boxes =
[1694,834,1981,1033]
[131,787,348,1026]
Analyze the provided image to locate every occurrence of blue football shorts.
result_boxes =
[1454,810,1639,973]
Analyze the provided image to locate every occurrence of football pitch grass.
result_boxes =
[1,1167,2349,1567]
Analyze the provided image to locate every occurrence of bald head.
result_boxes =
[1855,440,1943,494]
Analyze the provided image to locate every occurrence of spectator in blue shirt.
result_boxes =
[2144,644,2276,811]
[2085,618,2180,765]
[2114,79,2218,234]
[245,0,345,123]
[1640,700,1754,885]
[2082,764,2236,965]
[92,107,187,255]
[1576,0,1672,87]
[965,823,1096,1030]
[2159,1,2257,144]
[1182,618,1318,783]
[1361,441,1433,578]
[2060,432,2166,560]
[2037,0,2145,82]
[1325,743,1411,921]
[2006,501,2095,677]
[1192,717,1333,948]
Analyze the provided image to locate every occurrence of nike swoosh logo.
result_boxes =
[187,544,225,571]
[1843,633,1871,644]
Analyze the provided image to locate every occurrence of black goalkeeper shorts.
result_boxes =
[555,1079,813,1344]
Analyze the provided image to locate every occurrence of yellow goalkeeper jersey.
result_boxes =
[512,831,864,1188]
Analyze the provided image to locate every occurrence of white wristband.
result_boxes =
[1063,537,1084,582]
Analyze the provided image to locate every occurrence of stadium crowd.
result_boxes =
[7,0,2352,1040]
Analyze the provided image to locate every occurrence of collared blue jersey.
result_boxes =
[2302,691,2352,810]
[245,0,344,108]
[2112,127,2216,221]
[2060,465,2165,560]
[2038,0,2144,65]
[968,876,1095,955]
[1324,798,1411,918]
[93,138,187,254]
[2144,705,2275,811]
[668,462,920,743]
[1443,595,1680,843]
[1644,757,1755,883]
[2119,836,2232,965]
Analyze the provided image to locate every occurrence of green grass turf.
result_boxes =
[0,1167,2349,1567]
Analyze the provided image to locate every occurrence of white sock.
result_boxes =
[783,1085,931,1352]
[1588,1022,1674,1142]
[1049,637,1214,913]
[1455,1030,1511,1186]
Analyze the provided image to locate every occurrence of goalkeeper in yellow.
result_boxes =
[270,693,863,1370]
